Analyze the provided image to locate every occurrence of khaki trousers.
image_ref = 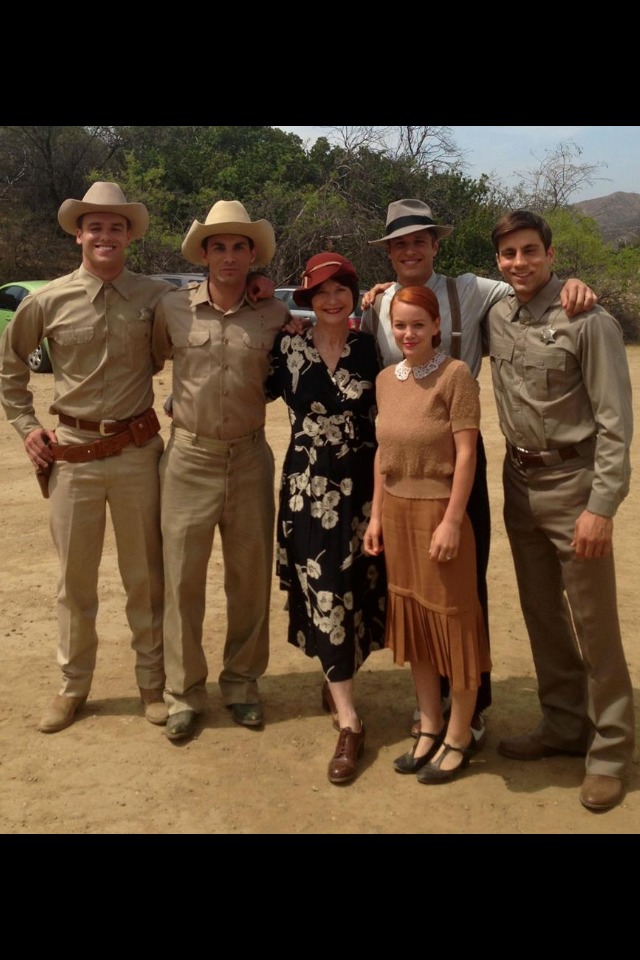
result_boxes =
[503,454,635,778]
[160,425,274,714]
[48,429,165,697]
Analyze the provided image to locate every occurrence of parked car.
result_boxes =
[274,286,367,328]
[151,273,206,287]
[0,280,52,372]
[274,286,315,324]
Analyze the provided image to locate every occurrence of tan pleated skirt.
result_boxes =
[382,491,491,690]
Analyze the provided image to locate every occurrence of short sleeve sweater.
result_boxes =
[375,356,480,499]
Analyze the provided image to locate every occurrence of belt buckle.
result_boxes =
[99,419,118,436]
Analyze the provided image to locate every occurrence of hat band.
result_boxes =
[385,214,438,236]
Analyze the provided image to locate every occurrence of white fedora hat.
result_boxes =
[369,199,453,246]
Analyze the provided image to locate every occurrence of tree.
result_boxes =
[513,139,610,210]
[547,207,640,342]
[326,125,464,176]
[0,126,126,278]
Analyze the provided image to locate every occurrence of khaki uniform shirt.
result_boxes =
[487,274,633,517]
[0,265,174,439]
[152,279,289,440]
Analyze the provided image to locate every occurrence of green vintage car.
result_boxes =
[0,280,51,372]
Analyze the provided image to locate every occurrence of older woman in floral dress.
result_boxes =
[266,253,387,785]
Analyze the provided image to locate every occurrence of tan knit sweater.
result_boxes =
[375,357,480,499]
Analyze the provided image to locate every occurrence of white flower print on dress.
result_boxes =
[265,328,387,675]
[317,591,334,612]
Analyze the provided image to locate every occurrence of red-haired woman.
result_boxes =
[364,284,490,783]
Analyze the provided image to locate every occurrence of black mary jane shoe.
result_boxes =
[416,737,475,784]
[393,727,446,774]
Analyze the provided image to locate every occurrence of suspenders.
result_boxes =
[446,276,462,360]
[369,278,462,360]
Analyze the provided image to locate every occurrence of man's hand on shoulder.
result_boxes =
[361,281,393,311]
[282,315,311,336]
[561,279,598,318]
[247,273,275,303]
[571,509,613,559]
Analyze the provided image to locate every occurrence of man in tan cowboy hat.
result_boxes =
[362,198,597,745]
[0,181,175,733]
[152,199,290,740]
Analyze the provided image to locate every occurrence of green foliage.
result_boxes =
[0,125,637,340]
[546,208,640,341]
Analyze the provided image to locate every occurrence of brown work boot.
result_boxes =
[38,694,87,733]
[139,687,168,725]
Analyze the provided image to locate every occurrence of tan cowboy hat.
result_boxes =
[368,199,454,246]
[181,199,276,267]
[58,181,150,239]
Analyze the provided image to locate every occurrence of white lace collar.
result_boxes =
[395,352,447,381]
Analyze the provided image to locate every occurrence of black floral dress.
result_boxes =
[266,328,387,682]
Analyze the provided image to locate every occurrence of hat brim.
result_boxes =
[293,264,359,308]
[368,222,454,246]
[58,200,149,240]
[181,219,276,268]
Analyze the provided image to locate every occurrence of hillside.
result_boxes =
[574,191,640,246]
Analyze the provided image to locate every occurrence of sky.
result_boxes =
[274,126,639,204]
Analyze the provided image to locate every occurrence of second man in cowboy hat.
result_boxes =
[152,199,291,740]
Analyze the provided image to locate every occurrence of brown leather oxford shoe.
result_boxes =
[498,732,585,761]
[328,724,365,784]
[580,774,624,812]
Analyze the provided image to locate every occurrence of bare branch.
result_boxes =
[515,139,610,210]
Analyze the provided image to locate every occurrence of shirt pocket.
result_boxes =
[126,319,152,367]
[489,339,514,398]
[241,328,273,380]
[49,326,98,377]
[523,347,566,401]
[171,329,211,380]
[242,329,273,351]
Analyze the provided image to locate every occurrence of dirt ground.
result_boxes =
[1,350,639,836]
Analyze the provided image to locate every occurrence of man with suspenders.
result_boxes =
[361,199,596,741]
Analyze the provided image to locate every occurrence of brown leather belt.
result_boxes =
[507,442,581,469]
[57,410,148,436]
[51,408,160,463]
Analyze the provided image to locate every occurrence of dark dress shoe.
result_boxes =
[498,732,586,761]
[394,727,446,774]
[328,724,365,784]
[165,710,196,741]
[417,737,475,784]
[580,774,624,812]
[229,702,263,727]
[321,681,340,731]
